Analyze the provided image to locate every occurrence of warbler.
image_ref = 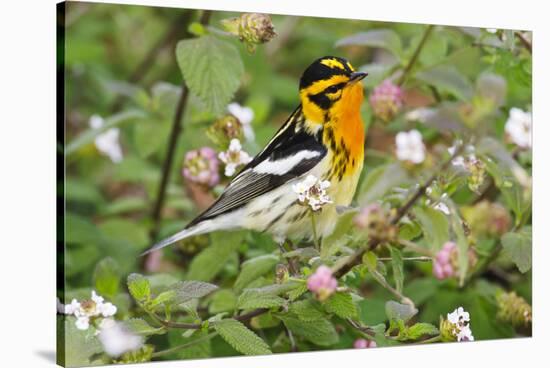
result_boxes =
[144,56,367,254]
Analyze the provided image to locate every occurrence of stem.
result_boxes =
[346,318,376,338]
[378,256,432,262]
[371,268,414,306]
[333,144,464,278]
[515,31,532,54]
[152,332,218,358]
[417,334,442,344]
[311,212,320,250]
[397,239,434,257]
[149,10,212,241]
[397,25,434,86]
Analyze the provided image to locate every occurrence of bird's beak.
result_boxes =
[348,71,368,84]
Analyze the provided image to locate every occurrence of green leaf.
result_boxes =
[399,322,439,341]
[127,273,151,303]
[502,227,532,273]
[385,301,418,322]
[65,212,103,245]
[357,163,409,205]
[414,206,449,252]
[237,289,285,310]
[234,254,279,291]
[321,209,358,258]
[278,315,339,346]
[287,281,309,301]
[289,300,325,321]
[176,35,244,115]
[133,119,170,158]
[187,231,244,281]
[336,29,403,58]
[358,298,387,325]
[389,247,404,294]
[122,318,166,336]
[167,330,212,360]
[209,289,237,314]
[213,319,272,355]
[448,204,469,285]
[415,65,474,101]
[169,281,219,305]
[93,257,121,300]
[66,109,146,155]
[324,292,358,319]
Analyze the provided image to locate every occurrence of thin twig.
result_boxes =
[397,25,434,86]
[149,10,212,241]
[378,256,432,262]
[346,318,376,338]
[515,31,532,54]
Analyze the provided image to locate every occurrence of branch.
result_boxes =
[150,307,269,330]
[149,10,212,241]
[515,31,532,54]
[346,318,376,338]
[397,25,434,86]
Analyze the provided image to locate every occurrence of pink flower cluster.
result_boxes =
[369,80,404,122]
[307,265,337,301]
[353,338,377,349]
[182,147,220,188]
[433,241,459,280]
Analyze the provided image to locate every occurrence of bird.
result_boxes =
[143,56,367,255]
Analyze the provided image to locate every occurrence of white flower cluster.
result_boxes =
[228,102,255,142]
[89,115,123,163]
[293,175,332,211]
[505,107,532,149]
[447,307,474,342]
[395,130,426,164]
[218,138,252,176]
[98,318,144,357]
[57,291,117,330]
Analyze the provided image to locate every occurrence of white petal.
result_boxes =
[75,316,90,330]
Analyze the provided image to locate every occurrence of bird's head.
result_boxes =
[299,56,367,124]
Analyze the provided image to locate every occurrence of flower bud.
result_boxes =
[353,338,377,349]
[307,265,337,301]
[461,200,512,238]
[369,80,404,122]
[222,13,276,52]
[353,204,397,243]
[275,264,289,284]
[182,147,220,188]
[465,157,486,194]
[496,291,532,329]
[206,114,244,149]
[432,242,477,280]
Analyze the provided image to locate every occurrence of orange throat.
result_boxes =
[322,83,365,180]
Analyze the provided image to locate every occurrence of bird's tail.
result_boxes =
[141,220,213,256]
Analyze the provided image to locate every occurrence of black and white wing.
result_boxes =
[188,105,326,226]
[143,106,326,254]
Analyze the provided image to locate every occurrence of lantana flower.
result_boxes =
[353,338,377,349]
[307,265,337,301]
[218,138,252,177]
[228,102,255,142]
[433,242,459,280]
[59,291,117,330]
[89,115,123,163]
[98,318,144,357]
[505,107,532,149]
[369,79,404,122]
[441,307,474,342]
[182,147,220,187]
[395,130,426,164]
[292,175,332,211]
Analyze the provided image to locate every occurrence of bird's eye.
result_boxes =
[325,85,339,94]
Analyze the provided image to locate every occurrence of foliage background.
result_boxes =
[59,1,532,366]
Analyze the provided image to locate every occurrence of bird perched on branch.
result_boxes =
[143,56,367,254]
